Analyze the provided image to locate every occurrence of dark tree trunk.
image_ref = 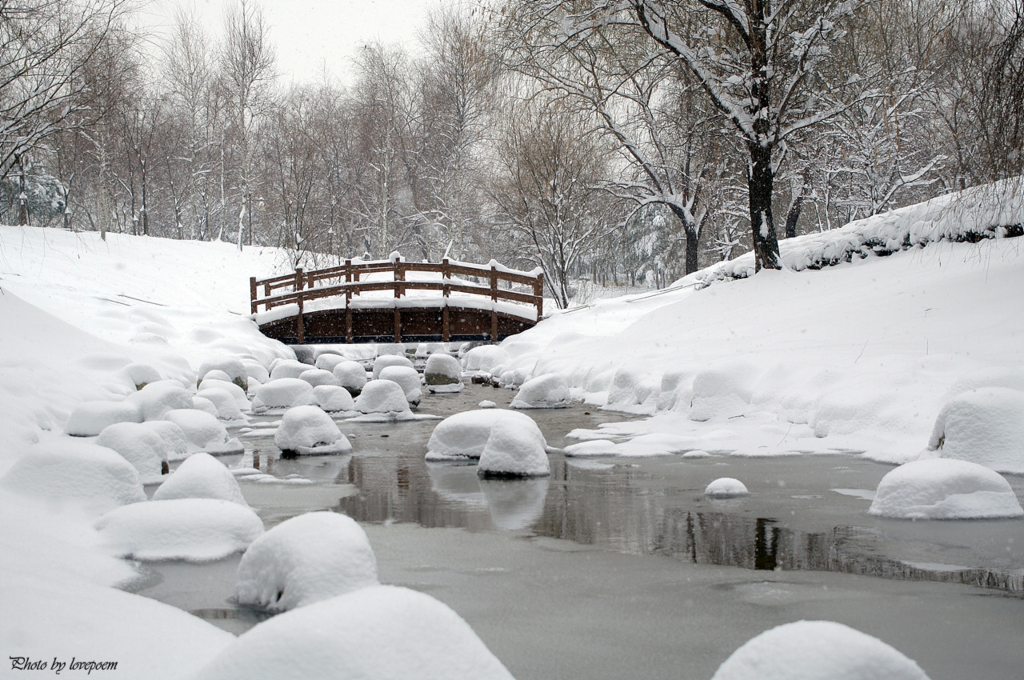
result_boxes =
[748,141,780,270]
[785,194,804,239]
[668,204,700,274]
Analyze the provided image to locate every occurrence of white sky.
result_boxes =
[137,0,451,86]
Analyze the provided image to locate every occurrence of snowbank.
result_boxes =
[926,387,1024,474]
[274,406,352,456]
[868,458,1023,519]
[153,452,249,506]
[426,409,547,462]
[234,512,377,612]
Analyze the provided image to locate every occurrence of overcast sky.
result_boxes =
[137,0,451,86]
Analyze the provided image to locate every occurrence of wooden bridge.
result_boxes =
[250,257,544,344]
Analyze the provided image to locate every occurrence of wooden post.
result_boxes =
[346,306,353,343]
[442,258,451,298]
[345,259,352,283]
[490,263,498,341]
[250,277,257,314]
[295,267,305,344]
[534,271,544,319]
[394,309,401,343]
[441,257,450,343]
[394,258,404,298]
[295,268,304,292]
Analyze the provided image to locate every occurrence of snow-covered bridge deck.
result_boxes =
[250,256,544,344]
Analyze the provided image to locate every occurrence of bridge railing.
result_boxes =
[250,257,544,322]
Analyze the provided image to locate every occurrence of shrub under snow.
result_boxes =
[869,458,1023,519]
[510,373,571,409]
[426,409,547,462]
[354,380,413,417]
[153,452,248,506]
[234,512,378,612]
[65,400,142,437]
[250,378,314,414]
[926,387,1024,474]
[274,405,351,456]
[96,422,171,484]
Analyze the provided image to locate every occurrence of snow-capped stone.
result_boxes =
[270,359,313,381]
[477,416,550,478]
[198,356,249,391]
[119,362,162,390]
[95,498,264,562]
[251,378,314,414]
[96,422,171,484]
[372,354,414,379]
[65,400,142,437]
[190,585,515,680]
[130,381,194,421]
[868,458,1023,519]
[462,345,511,374]
[563,439,618,457]
[299,368,339,387]
[145,420,190,461]
[710,620,931,680]
[275,406,352,456]
[192,395,220,417]
[689,360,758,422]
[314,353,347,372]
[0,440,145,515]
[354,380,413,417]
[497,368,528,389]
[153,452,248,506]
[197,378,250,411]
[201,369,232,384]
[424,353,463,393]
[705,477,750,498]
[510,373,571,409]
[196,387,247,422]
[333,360,368,396]
[234,512,377,612]
[242,359,270,385]
[162,409,244,455]
[312,385,356,413]
[426,409,547,462]
[478,400,497,409]
[926,387,1024,474]
[379,365,422,407]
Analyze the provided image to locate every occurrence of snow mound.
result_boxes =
[462,345,511,374]
[332,360,368,395]
[424,353,463,393]
[198,378,251,411]
[312,385,356,413]
[162,409,244,455]
[0,440,145,515]
[195,387,247,422]
[510,373,571,409]
[927,387,1024,473]
[477,416,550,478]
[242,359,270,385]
[96,422,171,484]
[945,366,1024,400]
[868,458,1022,520]
[130,381,194,421]
[146,420,191,461]
[275,406,352,456]
[563,439,619,457]
[198,356,248,391]
[65,400,142,437]
[299,368,339,387]
[191,585,515,680]
[314,353,347,372]
[193,395,219,417]
[251,378,314,414]
[270,359,313,380]
[153,452,248,506]
[354,380,413,417]
[234,512,377,612]
[379,365,422,407]
[119,362,162,390]
[426,409,547,462]
[95,498,264,561]
[710,619,931,680]
[478,400,496,409]
[372,354,414,379]
[689,360,757,421]
[705,477,749,498]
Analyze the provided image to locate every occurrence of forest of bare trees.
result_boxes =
[1,0,1021,305]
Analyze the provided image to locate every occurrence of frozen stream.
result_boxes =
[131,383,1024,680]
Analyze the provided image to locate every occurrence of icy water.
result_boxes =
[131,383,1024,680]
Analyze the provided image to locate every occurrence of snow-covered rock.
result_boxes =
[462,345,511,374]
[145,420,191,461]
[198,356,249,391]
[868,458,1023,519]
[234,512,377,612]
[333,360,368,396]
[119,362,162,390]
[312,385,356,413]
[152,452,248,506]
[197,378,251,411]
[242,359,270,385]
[0,440,145,515]
[95,498,264,561]
[478,400,496,409]
[190,585,515,680]
[563,439,619,457]
[424,353,463,393]
[689,360,758,422]
[477,415,550,478]
[926,387,1024,474]
[710,620,931,680]
[299,368,339,387]
[510,373,571,409]
[130,381,194,421]
[96,422,171,484]
[250,378,314,414]
[275,406,352,456]
[426,409,547,462]
[192,395,220,417]
[705,477,749,498]
[201,369,233,384]
[314,353,347,372]
[195,387,247,422]
[162,409,244,455]
[270,359,313,381]
[372,353,414,379]
[354,380,413,417]
[379,365,422,407]
[65,400,142,436]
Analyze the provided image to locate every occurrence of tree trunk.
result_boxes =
[748,141,780,270]
[784,194,804,239]
[669,203,700,274]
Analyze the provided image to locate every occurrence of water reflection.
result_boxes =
[479,477,549,531]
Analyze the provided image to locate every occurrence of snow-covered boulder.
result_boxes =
[510,373,571,409]
[0,440,145,515]
[234,512,377,612]
[95,498,264,562]
[689,360,758,422]
[424,353,463,393]
[130,381,194,421]
[426,409,547,462]
[192,395,220,417]
[497,367,528,389]
[705,477,749,498]
[145,420,191,461]
[275,406,352,456]
[314,353,347,372]
[202,369,233,384]
[198,356,249,391]
[462,345,511,374]
[372,354,414,379]
[242,359,270,385]
[333,360,368,396]
[710,620,931,680]
[190,585,515,680]
[96,422,171,484]
[250,378,314,414]
[868,458,1023,519]
[563,440,619,457]
[312,385,356,413]
[119,362,162,391]
[379,365,422,407]
[162,409,244,455]
[299,368,339,388]
[476,415,550,478]
[65,400,142,437]
[196,387,247,422]
[479,400,497,409]
[197,378,251,411]
[270,359,313,381]
[926,387,1024,474]
[153,452,248,506]
[354,380,413,417]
